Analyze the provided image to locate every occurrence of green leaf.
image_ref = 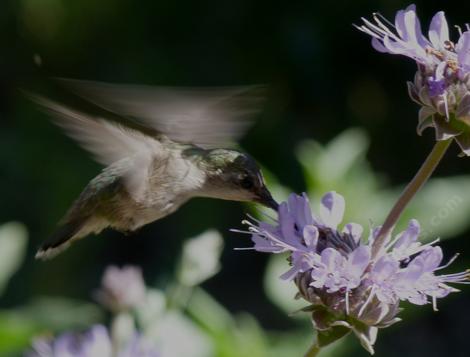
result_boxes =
[296,128,370,190]
[404,176,470,241]
[13,297,103,331]
[0,222,28,295]
[316,128,369,184]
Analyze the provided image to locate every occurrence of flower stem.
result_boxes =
[371,138,452,259]
[304,342,321,357]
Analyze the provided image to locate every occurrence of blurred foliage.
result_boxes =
[3,130,470,356]
[3,127,470,356]
[264,128,470,240]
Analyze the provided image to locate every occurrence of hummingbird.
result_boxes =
[30,79,278,260]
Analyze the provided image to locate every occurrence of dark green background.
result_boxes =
[1,0,470,356]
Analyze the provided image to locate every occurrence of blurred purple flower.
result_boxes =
[95,265,146,312]
[27,325,159,357]
[356,4,470,155]
[240,192,470,354]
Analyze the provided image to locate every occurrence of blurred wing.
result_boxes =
[56,78,265,148]
[29,94,160,200]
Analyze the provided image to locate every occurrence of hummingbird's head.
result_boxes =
[202,149,278,211]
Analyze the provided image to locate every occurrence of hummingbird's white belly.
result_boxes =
[105,150,206,232]
[130,196,190,229]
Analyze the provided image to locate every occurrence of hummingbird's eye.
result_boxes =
[240,176,254,189]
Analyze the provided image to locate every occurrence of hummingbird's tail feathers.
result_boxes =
[35,219,88,260]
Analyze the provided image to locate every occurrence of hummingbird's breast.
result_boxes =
[109,149,207,231]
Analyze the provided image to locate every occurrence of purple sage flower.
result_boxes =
[356,4,470,155]
[240,191,470,354]
[95,265,147,312]
[27,325,159,357]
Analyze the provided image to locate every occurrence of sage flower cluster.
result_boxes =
[357,4,470,154]
[243,192,469,353]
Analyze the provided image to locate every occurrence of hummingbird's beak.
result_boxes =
[256,186,279,211]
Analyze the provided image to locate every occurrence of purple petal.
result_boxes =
[300,193,315,226]
[393,219,420,251]
[319,191,345,229]
[428,11,449,49]
[279,215,296,242]
[415,246,443,272]
[400,257,425,283]
[371,38,388,53]
[430,284,454,298]
[407,292,428,305]
[372,255,400,281]
[278,203,300,246]
[457,31,470,72]
[287,194,301,223]
[320,248,344,270]
[287,193,314,228]
[281,250,317,280]
[382,36,411,56]
[394,7,408,40]
[252,233,284,253]
[347,245,371,276]
[303,225,319,250]
[427,63,448,97]
[402,4,429,48]
[280,264,301,280]
[342,223,363,244]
